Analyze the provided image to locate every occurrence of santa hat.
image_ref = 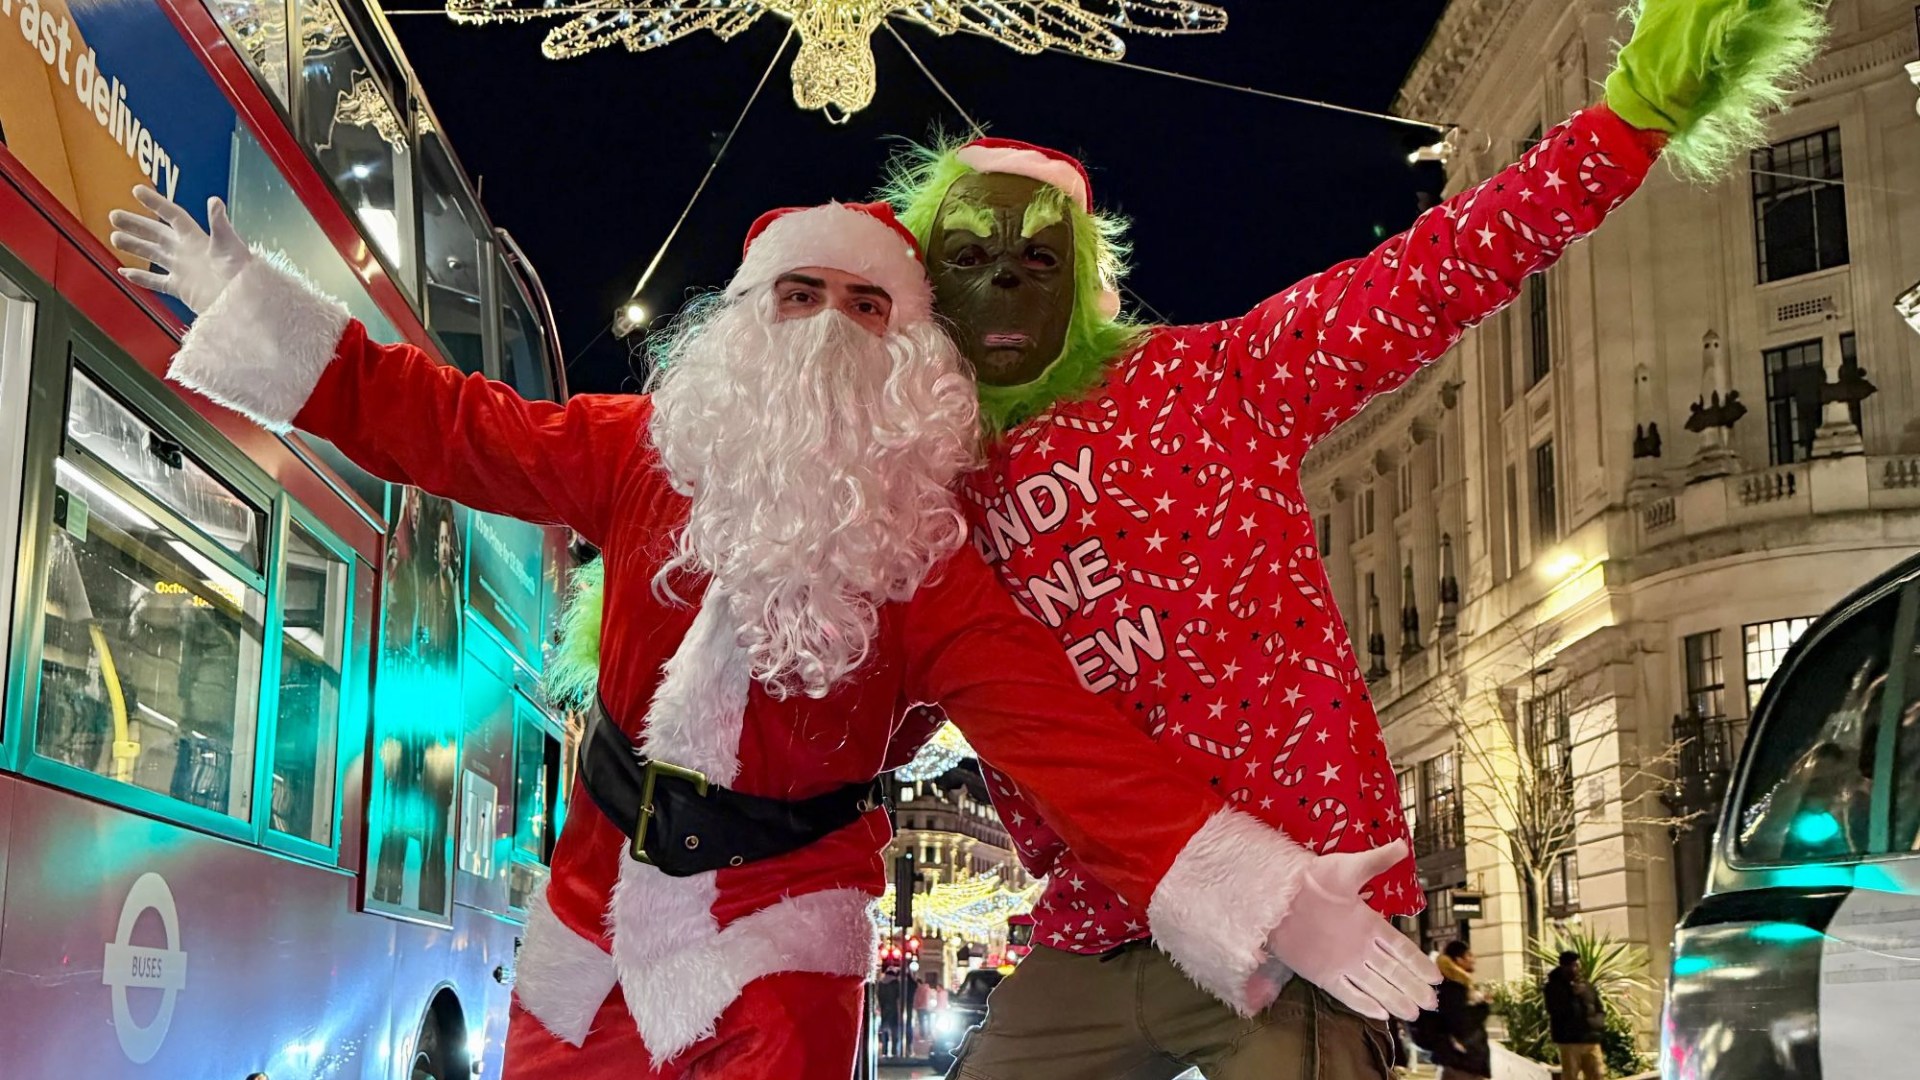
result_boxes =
[727,201,932,327]
[951,138,1121,320]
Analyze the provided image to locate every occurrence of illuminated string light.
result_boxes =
[876,871,1040,942]
[895,720,974,782]
[440,1,1227,119]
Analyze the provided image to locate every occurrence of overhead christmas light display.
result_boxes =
[877,871,1040,942]
[443,1,1228,119]
[895,718,974,781]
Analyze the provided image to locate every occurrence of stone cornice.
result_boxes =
[1796,26,1917,95]
[1394,0,1525,123]
[1303,357,1454,483]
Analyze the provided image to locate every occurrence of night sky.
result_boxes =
[387,4,1452,395]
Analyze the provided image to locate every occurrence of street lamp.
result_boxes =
[612,298,649,338]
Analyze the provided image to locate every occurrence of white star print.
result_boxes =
[1544,170,1566,191]
[1208,700,1226,719]
[1118,429,1137,449]
[1283,686,1304,707]
[1239,513,1259,536]
[1144,531,1166,551]
[1222,661,1242,679]
[1476,226,1497,248]
[1197,587,1218,609]
[1319,763,1342,784]
[1153,494,1175,514]
[1264,725,1279,738]
[1077,510,1097,529]
[1070,876,1086,892]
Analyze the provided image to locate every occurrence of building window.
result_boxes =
[1356,487,1376,538]
[1683,630,1726,720]
[1421,887,1464,954]
[1765,334,1861,465]
[1524,689,1573,779]
[1398,462,1415,513]
[1752,128,1848,283]
[1316,513,1333,556]
[1417,751,1463,855]
[1504,464,1521,571]
[1527,271,1551,385]
[1533,441,1558,546]
[1546,851,1581,916]
[1397,767,1418,837]
[1744,617,1813,710]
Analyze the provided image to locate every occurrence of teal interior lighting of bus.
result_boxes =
[1671,955,1715,977]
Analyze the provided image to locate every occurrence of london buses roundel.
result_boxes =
[101,872,189,1064]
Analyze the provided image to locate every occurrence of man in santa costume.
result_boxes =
[873,0,1825,1075]
[107,195,1436,1076]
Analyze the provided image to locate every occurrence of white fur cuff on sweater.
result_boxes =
[1146,807,1315,1017]
[514,890,619,1047]
[169,251,350,433]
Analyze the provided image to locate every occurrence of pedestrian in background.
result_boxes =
[1430,941,1490,1080]
[1543,950,1607,1080]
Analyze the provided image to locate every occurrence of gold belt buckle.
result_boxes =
[630,758,711,865]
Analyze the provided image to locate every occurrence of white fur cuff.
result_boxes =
[1146,808,1315,1016]
[514,890,620,1047]
[169,251,350,433]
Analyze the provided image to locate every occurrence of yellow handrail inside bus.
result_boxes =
[87,623,138,783]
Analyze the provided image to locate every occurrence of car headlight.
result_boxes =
[938,1010,963,1035]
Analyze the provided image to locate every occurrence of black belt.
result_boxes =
[578,698,886,877]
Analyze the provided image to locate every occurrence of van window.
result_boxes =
[1734,587,1900,863]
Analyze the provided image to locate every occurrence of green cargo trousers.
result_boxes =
[948,943,1397,1080]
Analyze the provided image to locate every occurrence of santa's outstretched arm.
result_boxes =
[108,188,640,547]
[902,549,1439,1022]
[1223,0,1824,448]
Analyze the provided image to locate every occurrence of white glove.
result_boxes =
[108,185,253,315]
[1263,839,1440,1021]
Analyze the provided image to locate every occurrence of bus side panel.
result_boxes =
[386,908,519,1080]
[0,780,396,1078]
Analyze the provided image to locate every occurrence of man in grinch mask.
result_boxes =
[878,1,1825,1076]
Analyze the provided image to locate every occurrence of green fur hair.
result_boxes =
[543,558,605,709]
[878,140,1148,434]
[1606,0,1829,183]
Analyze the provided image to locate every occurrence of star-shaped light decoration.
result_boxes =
[444,1,1228,120]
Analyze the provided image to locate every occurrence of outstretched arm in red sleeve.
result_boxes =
[1222,105,1663,452]
[901,548,1432,1019]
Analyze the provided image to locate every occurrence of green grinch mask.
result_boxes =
[929,173,1079,387]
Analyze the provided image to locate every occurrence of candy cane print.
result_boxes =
[1127,551,1202,593]
[1226,787,1252,805]
[1185,718,1252,761]
[1147,705,1168,740]
[1498,208,1574,251]
[1308,349,1366,375]
[1287,544,1328,612]
[1147,394,1185,455]
[1269,708,1315,787]
[1176,618,1218,685]
[1300,654,1347,684]
[1100,459,1151,521]
[1441,256,1500,290]
[1371,302,1439,340]
[1309,798,1351,854]
[1053,396,1120,436]
[1226,541,1268,619]
[1578,150,1618,194]
[1240,398,1296,443]
[1256,484,1308,517]
[1194,463,1234,538]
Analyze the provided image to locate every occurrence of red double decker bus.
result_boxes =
[0,1,572,1075]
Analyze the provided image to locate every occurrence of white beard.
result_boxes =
[647,292,980,699]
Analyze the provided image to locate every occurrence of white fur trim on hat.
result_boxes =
[953,145,1090,210]
[728,203,932,327]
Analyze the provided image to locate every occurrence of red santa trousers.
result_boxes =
[502,972,864,1080]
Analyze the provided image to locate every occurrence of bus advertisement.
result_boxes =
[0,0,574,1075]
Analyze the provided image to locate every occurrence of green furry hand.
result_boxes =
[1604,0,1827,179]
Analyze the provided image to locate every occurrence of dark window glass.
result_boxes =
[1527,272,1551,385]
[1534,441,1558,545]
[1753,128,1848,283]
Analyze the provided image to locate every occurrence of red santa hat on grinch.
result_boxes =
[727,201,934,326]
[951,138,1123,320]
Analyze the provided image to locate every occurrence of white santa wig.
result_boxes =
[645,204,980,699]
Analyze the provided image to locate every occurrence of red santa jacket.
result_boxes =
[956,105,1662,959]
[161,271,1332,1057]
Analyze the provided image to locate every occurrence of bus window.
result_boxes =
[65,372,265,571]
[509,704,560,910]
[417,130,488,375]
[272,522,349,844]
[1734,586,1900,864]
[36,385,267,819]
[499,260,553,402]
[0,274,35,725]
[293,0,415,291]
[207,0,293,108]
